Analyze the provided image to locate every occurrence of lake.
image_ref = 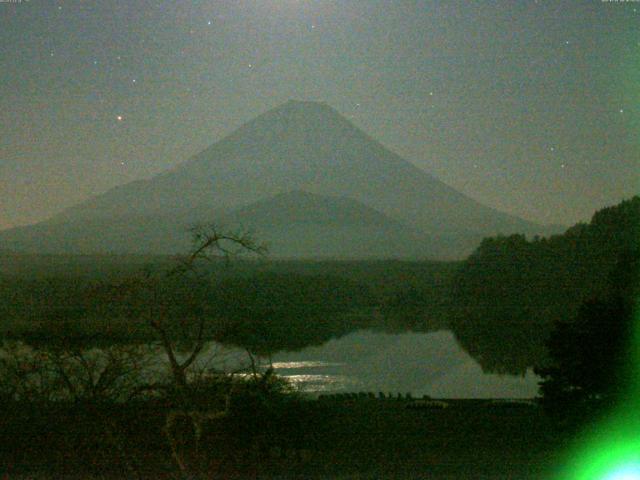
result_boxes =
[262,330,539,398]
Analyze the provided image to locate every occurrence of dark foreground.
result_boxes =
[1,397,568,479]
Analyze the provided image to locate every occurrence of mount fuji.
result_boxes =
[0,100,553,259]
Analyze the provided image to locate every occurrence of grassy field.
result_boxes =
[1,397,569,479]
[296,399,566,479]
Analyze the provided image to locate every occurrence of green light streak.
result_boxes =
[556,306,640,479]
[602,464,640,480]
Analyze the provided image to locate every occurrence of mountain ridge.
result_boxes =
[0,100,556,258]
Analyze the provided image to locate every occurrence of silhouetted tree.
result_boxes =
[127,224,266,390]
[535,247,638,427]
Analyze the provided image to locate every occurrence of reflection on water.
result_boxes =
[192,329,539,398]
[271,361,345,370]
[269,330,540,398]
[1,330,539,401]
[280,374,359,392]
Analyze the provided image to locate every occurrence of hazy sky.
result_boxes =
[0,0,637,230]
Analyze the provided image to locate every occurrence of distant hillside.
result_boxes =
[217,190,436,259]
[449,196,640,375]
[0,214,195,255]
[0,100,553,258]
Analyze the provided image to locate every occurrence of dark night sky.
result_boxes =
[0,0,637,231]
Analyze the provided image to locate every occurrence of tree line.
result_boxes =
[448,196,639,375]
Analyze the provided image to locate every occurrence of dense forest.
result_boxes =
[0,258,454,353]
[449,196,639,374]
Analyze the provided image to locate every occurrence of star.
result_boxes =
[116,115,124,122]
[619,109,624,113]
[207,21,212,25]
[550,147,555,152]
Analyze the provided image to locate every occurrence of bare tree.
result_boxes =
[111,225,266,476]
[153,225,265,391]
[0,341,155,479]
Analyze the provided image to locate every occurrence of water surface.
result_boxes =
[268,330,539,398]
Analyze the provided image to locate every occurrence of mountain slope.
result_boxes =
[0,100,550,258]
[0,191,439,258]
[223,190,411,228]
[218,190,434,259]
